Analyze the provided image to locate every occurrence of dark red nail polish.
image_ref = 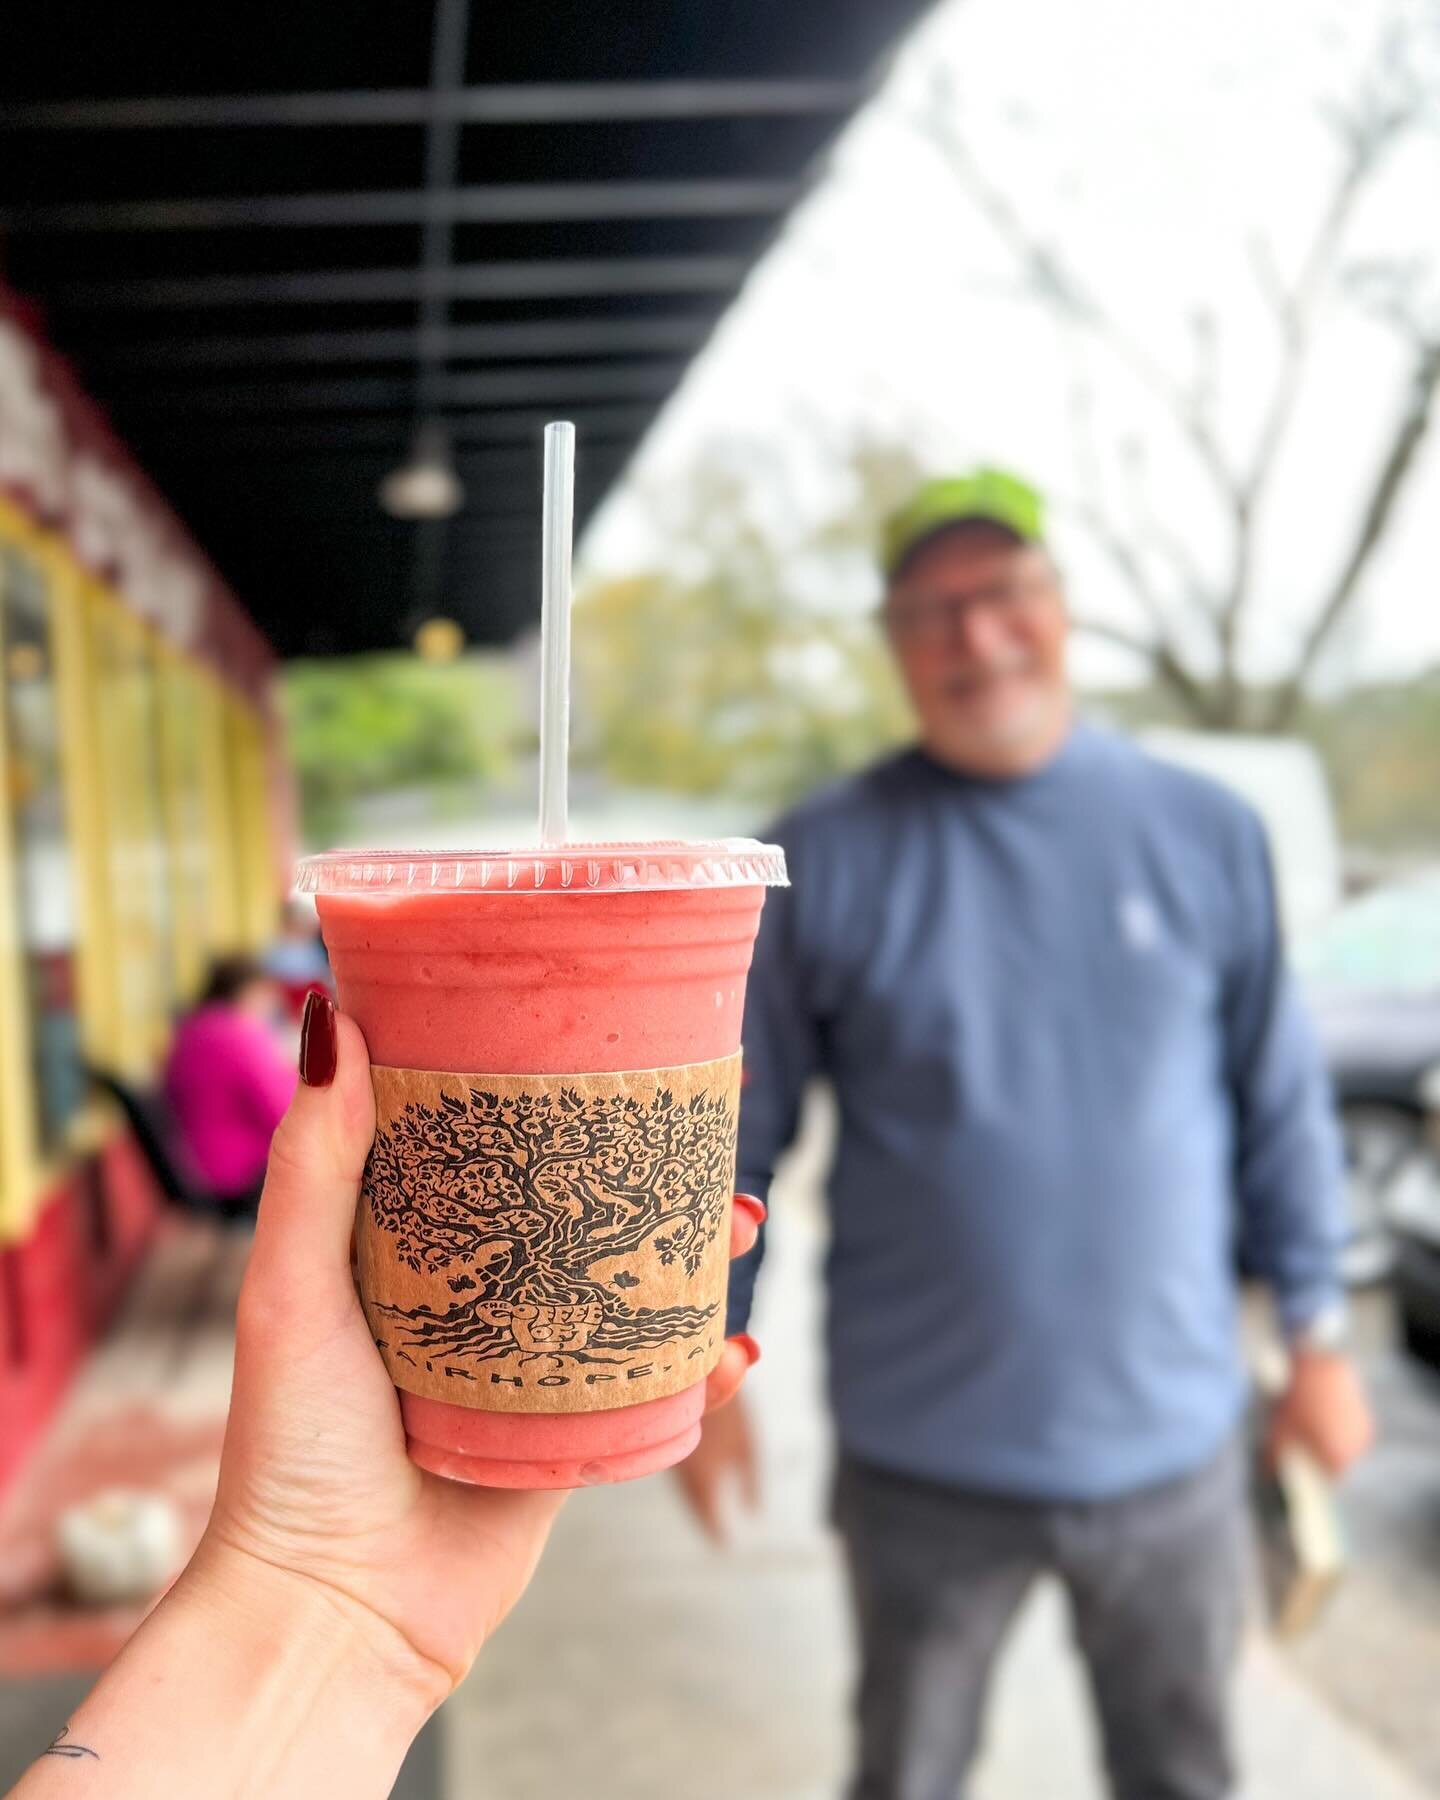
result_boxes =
[733,1333,762,1367]
[734,1192,768,1225]
[299,990,337,1088]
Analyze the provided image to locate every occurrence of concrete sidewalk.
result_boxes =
[0,1222,242,1676]
[450,1127,1432,1800]
[0,1165,1427,1796]
[0,1221,442,1799]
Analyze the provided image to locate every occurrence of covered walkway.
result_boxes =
[1,0,934,655]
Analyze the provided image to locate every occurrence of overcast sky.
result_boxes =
[581,0,1440,692]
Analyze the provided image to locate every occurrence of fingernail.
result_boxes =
[733,1333,762,1367]
[734,1193,768,1226]
[299,991,338,1088]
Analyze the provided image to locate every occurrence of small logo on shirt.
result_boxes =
[1117,892,1161,952]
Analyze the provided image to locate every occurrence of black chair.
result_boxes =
[86,1067,258,1222]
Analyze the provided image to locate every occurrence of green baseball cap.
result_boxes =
[881,467,1046,580]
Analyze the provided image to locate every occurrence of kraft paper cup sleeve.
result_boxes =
[357,1055,742,1414]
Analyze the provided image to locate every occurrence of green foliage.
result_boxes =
[573,438,922,813]
[574,573,912,809]
[280,652,518,841]
[1299,674,1440,852]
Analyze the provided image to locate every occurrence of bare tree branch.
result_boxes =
[1113,430,1224,626]
[1070,616,1158,658]
[917,77,1244,511]
[1246,111,1397,498]
[1267,337,1440,729]
[1246,237,1292,329]
[912,10,1435,733]
[1130,497,1220,626]
[1060,335,1222,695]
[1061,328,1221,638]
[1215,81,1409,720]
[1072,614,1218,721]
[1062,332,1108,511]
[1344,254,1440,340]
[1188,307,1221,439]
[1059,495,1222,722]
[1057,494,1183,640]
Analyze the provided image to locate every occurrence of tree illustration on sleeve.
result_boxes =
[363,1082,737,1368]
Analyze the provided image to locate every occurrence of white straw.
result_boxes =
[538,420,576,846]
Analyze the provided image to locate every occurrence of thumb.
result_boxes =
[704,1335,760,1415]
[247,1000,376,1318]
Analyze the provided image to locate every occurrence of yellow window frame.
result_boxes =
[0,496,282,1242]
[0,503,113,1238]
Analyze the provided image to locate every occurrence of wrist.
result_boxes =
[182,1533,448,1728]
[17,1538,442,1799]
[1285,1300,1350,1359]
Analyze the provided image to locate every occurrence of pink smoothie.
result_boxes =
[304,843,783,1489]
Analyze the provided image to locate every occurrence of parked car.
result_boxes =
[1296,873,1440,1284]
[1392,1062,1440,1379]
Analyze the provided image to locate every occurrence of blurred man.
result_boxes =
[676,469,1372,1800]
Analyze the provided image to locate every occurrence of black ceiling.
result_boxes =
[0,1,934,657]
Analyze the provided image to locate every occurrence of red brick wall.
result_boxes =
[0,1136,162,1499]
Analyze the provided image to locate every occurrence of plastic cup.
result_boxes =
[296,841,786,1489]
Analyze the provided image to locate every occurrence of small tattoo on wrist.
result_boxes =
[41,1726,98,1761]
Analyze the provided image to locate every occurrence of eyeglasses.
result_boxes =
[883,573,1055,644]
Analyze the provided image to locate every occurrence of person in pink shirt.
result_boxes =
[164,955,297,1219]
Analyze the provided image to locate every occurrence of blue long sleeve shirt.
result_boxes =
[729,722,1345,1502]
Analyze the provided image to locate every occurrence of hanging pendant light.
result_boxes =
[378,420,464,520]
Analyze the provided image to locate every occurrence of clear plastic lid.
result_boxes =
[295,838,788,897]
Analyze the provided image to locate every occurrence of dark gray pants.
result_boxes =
[832,1440,1247,1800]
